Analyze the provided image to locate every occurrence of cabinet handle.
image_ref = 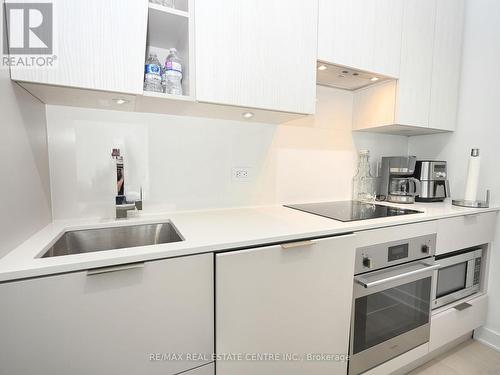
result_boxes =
[281,240,315,249]
[454,302,472,311]
[87,262,145,276]
[464,214,480,219]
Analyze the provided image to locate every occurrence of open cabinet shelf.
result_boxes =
[143,0,194,101]
[142,90,194,102]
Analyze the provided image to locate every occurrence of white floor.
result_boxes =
[409,340,500,375]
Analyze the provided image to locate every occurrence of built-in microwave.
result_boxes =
[432,248,483,309]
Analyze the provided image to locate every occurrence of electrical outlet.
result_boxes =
[232,167,251,181]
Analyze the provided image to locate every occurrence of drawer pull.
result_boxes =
[464,214,480,219]
[454,302,472,311]
[87,262,145,276]
[281,240,315,249]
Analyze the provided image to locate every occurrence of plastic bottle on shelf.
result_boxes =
[162,48,183,95]
[144,53,162,93]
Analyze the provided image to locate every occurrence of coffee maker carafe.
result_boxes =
[378,156,421,204]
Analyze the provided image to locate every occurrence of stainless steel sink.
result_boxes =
[41,222,184,258]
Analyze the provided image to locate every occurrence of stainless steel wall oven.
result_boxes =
[349,234,438,375]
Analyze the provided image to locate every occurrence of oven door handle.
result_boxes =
[355,263,441,289]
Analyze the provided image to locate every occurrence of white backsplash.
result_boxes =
[47,86,409,220]
[0,62,51,257]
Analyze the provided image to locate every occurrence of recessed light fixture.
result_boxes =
[242,111,254,119]
[318,65,327,71]
[112,98,129,105]
[370,77,380,82]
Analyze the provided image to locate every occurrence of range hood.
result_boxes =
[316,61,393,91]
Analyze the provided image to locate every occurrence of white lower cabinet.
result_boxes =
[429,294,488,352]
[0,253,214,375]
[436,212,498,255]
[215,235,356,375]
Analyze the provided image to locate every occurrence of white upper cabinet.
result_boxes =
[396,0,437,127]
[428,0,465,131]
[8,0,316,122]
[318,0,404,78]
[9,0,148,95]
[194,0,318,115]
[353,0,465,135]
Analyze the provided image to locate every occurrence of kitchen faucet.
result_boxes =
[112,148,143,219]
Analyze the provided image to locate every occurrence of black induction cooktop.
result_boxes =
[284,201,422,222]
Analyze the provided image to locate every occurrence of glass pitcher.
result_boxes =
[352,150,378,202]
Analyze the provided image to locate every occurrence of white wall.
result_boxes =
[47,85,408,219]
[0,50,52,256]
[409,0,500,350]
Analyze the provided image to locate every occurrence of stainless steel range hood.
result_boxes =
[316,61,393,91]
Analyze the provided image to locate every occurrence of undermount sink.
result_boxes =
[41,222,184,258]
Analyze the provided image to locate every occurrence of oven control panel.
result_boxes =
[354,234,436,275]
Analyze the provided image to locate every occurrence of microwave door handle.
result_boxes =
[355,263,441,289]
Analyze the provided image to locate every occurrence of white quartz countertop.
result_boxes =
[0,201,498,282]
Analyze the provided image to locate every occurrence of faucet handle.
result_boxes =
[115,203,138,219]
[135,186,143,210]
[135,200,143,211]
